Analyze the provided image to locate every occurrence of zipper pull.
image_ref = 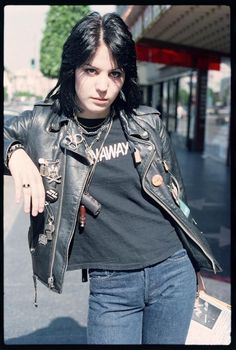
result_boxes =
[133,148,142,164]
[33,275,38,307]
[48,276,54,289]
[163,160,169,172]
[170,182,179,205]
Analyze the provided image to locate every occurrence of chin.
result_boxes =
[90,105,110,114]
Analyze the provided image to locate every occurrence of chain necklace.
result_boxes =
[73,109,114,165]
[84,116,113,190]
[73,112,110,135]
[72,113,113,165]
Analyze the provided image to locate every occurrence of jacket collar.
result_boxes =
[119,109,149,140]
[49,114,69,132]
[48,106,149,140]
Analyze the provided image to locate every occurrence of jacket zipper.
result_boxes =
[62,167,91,281]
[142,149,216,273]
[47,148,67,289]
[62,118,114,280]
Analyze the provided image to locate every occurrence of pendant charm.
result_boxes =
[38,234,48,245]
[39,164,49,177]
[63,133,83,150]
[46,160,61,184]
[38,158,61,184]
[45,221,55,241]
[85,149,95,165]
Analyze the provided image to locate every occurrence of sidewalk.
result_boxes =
[176,145,230,304]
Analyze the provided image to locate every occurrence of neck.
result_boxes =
[78,109,110,120]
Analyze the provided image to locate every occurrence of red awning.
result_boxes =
[136,44,220,70]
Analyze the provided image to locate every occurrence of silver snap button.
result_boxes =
[142,131,148,137]
[147,145,153,151]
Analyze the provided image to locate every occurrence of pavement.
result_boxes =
[3,143,231,345]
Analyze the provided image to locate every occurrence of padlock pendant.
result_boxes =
[46,230,53,241]
[39,164,49,176]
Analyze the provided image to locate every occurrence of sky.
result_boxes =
[4,5,116,72]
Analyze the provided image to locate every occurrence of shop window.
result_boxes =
[176,76,190,138]
[204,60,230,163]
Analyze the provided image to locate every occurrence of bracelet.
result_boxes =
[7,143,25,167]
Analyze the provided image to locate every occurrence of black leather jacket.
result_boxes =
[4,101,222,294]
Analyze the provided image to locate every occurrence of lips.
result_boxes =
[91,97,108,102]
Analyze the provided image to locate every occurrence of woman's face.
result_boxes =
[75,40,125,118]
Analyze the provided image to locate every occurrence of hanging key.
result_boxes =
[45,221,55,241]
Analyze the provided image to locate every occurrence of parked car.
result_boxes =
[215,106,230,125]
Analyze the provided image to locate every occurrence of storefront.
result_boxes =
[139,60,230,164]
[120,5,231,164]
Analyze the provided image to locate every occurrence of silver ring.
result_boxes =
[22,184,30,188]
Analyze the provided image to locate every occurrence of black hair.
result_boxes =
[46,11,141,117]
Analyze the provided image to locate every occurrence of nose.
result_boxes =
[95,73,108,93]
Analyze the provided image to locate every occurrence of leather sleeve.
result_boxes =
[4,109,34,174]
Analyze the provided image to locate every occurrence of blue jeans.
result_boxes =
[87,248,197,344]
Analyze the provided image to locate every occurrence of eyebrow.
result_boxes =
[83,63,122,71]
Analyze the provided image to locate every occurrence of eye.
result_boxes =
[84,68,97,75]
[110,70,123,79]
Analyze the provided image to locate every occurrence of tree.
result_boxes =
[40,5,90,78]
[178,88,189,107]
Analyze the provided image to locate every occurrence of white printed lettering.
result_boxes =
[94,142,129,162]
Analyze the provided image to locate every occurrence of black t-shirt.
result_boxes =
[68,115,183,270]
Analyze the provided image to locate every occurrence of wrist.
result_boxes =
[7,143,25,168]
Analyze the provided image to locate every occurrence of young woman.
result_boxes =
[4,12,221,344]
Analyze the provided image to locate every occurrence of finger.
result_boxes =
[22,181,32,214]
[13,175,23,204]
[37,179,46,213]
[31,177,45,216]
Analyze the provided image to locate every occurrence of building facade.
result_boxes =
[117,5,230,165]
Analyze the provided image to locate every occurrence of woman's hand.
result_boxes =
[8,149,45,216]
[197,272,207,294]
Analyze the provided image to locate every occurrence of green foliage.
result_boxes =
[14,91,43,101]
[40,5,90,78]
[178,89,189,106]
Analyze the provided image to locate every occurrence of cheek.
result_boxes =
[75,75,80,95]
[112,78,125,96]
[75,77,89,99]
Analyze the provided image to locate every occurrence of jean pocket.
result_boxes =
[168,248,188,261]
[88,269,115,280]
